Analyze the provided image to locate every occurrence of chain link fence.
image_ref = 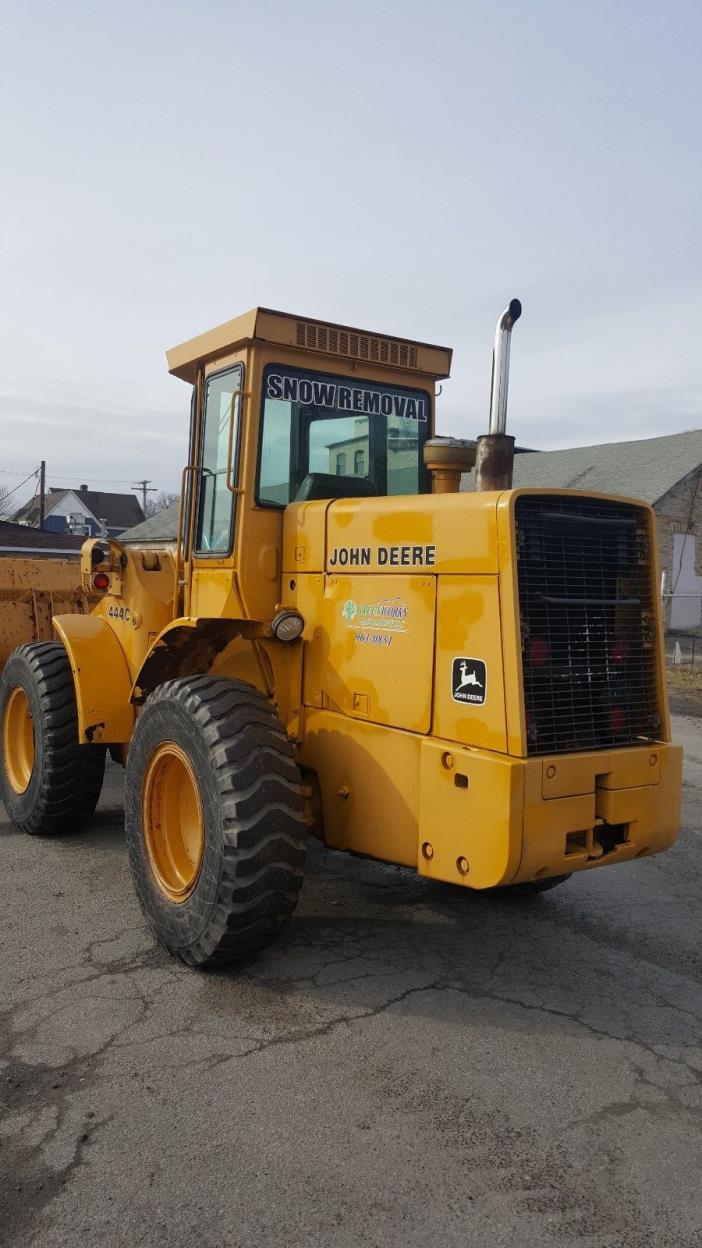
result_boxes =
[662,592,702,666]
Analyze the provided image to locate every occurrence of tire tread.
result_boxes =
[0,642,105,835]
[125,675,306,968]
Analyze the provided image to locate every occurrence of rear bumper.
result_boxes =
[418,738,682,889]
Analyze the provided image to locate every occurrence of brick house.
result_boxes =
[12,485,144,538]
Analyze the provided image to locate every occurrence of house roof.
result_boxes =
[463,429,702,504]
[13,487,145,530]
[0,520,84,553]
[120,503,180,544]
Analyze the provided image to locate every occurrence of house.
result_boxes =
[12,485,144,538]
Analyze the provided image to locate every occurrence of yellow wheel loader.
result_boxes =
[0,302,682,967]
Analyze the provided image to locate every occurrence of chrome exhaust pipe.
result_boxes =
[489,298,522,434]
[475,297,522,491]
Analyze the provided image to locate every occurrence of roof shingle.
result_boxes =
[463,429,702,504]
[0,521,84,552]
[120,503,180,544]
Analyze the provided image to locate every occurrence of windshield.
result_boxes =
[257,365,431,505]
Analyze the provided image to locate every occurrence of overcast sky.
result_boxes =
[1,0,699,511]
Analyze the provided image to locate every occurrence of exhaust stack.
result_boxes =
[474,298,522,491]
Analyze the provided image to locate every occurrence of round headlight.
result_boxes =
[271,609,305,643]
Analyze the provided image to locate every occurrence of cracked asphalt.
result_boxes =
[2,712,701,1248]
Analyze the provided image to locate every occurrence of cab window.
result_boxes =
[257,365,430,506]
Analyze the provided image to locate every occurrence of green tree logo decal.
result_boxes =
[342,600,357,622]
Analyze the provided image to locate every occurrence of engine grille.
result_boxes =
[515,495,661,756]
[295,319,418,369]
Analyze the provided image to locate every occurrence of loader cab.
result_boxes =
[167,307,452,619]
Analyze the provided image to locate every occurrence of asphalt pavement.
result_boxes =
[1,713,701,1248]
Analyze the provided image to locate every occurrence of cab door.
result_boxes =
[189,363,244,618]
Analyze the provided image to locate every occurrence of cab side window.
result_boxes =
[195,365,243,554]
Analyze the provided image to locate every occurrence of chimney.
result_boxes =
[80,484,88,492]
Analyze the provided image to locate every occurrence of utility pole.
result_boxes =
[38,460,46,531]
[132,478,157,515]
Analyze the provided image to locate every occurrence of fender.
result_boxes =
[132,616,270,702]
[53,614,135,744]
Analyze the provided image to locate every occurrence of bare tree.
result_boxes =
[144,490,180,520]
[0,484,17,520]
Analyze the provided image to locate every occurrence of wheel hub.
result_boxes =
[142,742,204,902]
[3,685,35,794]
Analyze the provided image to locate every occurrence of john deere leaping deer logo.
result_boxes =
[451,657,487,705]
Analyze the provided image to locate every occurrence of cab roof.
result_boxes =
[166,307,452,384]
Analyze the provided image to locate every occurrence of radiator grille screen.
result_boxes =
[515,495,661,756]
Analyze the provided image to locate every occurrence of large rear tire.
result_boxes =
[125,675,306,968]
[0,643,106,835]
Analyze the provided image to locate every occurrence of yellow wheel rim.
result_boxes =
[142,742,204,902]
[3,686,35,794]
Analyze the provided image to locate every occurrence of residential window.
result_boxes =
[354,449,365,475]
[335,452,347,476]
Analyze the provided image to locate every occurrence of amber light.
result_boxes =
[529,638,550,666]
[93,572,110,591]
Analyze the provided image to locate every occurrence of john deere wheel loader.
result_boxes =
[0,302,682,967]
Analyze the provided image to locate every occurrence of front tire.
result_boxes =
[0,642,106,835]
[125,676,306,968]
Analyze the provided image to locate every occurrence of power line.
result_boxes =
[0,469,169,487]
[0,466,39,522]
[0,467,39,501]
[25,472,40,518]
[41,474,147,486]
[1,468,178,491]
